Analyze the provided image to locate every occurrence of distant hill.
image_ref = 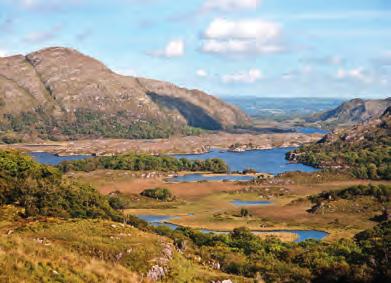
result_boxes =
[223,97,344,119]
[288,107,391,179]
[307,98,391,126]
[0,47,250,141]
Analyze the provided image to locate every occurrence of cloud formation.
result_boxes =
[151,39,185,58]
[222,68,263,83]
[196,69,208,77]
[336,67,372,83]
[201,18,284,55]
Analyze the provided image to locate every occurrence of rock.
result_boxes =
[147,265,165,281]
[0,47,250,140]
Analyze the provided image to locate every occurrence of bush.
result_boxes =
[140,188,175,201]
[242,168,257,174]
[309,184,391,204]
[240,208,250,217]
[0,150,121,221]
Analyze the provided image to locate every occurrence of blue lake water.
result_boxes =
[231,200,272,206]
[136,214,328,242]
[295,127,329,135]
[254,230,329,242]
[136,214,180,230]
[175,147,318,175]
[29,152,92,165]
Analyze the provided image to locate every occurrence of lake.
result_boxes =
[253,229,328,242]
[29,152,92,166]
[295,127,329,134]
[136,214,328,242]
[136,214,180,230]
[175,147,318,175]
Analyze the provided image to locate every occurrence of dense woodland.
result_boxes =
[0,109,203,142]
[288,110,391,180]
[57,153,229,173]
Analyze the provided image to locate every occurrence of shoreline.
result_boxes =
[156,220,329,242]
[0,132,322,156]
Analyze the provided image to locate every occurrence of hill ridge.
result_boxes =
[0,47,250,141]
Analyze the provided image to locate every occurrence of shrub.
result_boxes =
[140,188,175,201]
[0,150,121,221]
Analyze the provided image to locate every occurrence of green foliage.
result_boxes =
[0,109,204,140]
[240,208,250,217]
[242,168,257,174]
[58,153,229,174]
[309,184,391,205]
[287,115,391,180]
[0,150,121,220]
[156,222,391,282]
[354,221,391,281]
[140,187,175,201]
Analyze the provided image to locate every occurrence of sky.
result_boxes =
[0,0,390,99]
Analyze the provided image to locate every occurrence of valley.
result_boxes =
[1,0,390,280]
[0,48,390,282]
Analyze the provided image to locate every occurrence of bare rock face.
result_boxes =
[0,47,250,140]
[308,98,391,126]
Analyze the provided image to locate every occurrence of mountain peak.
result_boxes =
[308,97,391,126]
[0,47,250,141]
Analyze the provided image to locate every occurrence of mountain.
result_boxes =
[307,98,391,126]
[288,107,391,179]
[0,47,250,141]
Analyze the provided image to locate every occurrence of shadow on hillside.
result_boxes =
[146,92,222,130]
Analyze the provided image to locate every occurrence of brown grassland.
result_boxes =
[69,170,391,242]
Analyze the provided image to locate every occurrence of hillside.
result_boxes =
[0,150,390,282]
[288,107,391,179]
[0,47,250,141]
[307,98,391,126]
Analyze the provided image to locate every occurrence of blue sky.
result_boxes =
[0,0,390,98]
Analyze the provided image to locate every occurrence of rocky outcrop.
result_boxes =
[0,47,250,140]
[307,98,391,126]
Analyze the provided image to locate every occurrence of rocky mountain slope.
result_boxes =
[288,107,391,179]
[307,98,391,126]
[0,47,250,141]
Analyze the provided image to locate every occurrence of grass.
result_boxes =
[71,170,391,242]
[0,205,247,283]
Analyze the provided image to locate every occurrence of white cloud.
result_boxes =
[222,68,263,83]
[196,69,208,77]
[203,0,260,11]
[151,39,185,58]
[336,67,372,83]
[201,18,284,55]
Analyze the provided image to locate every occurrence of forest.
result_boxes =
[57,153,229,173]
